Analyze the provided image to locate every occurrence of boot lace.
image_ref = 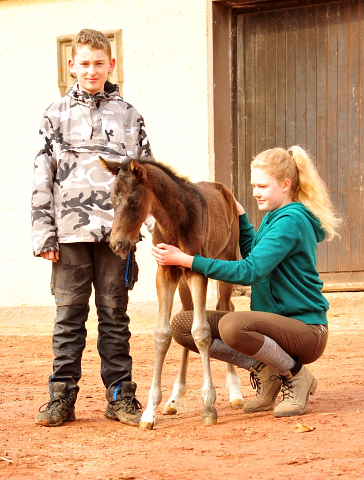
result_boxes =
[38,396,63,413]
[114,396,142,414]
[279,374,294,401]
[249,372,261,394]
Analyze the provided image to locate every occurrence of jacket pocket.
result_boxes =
[62,136,129,156]
[251,281,283,315]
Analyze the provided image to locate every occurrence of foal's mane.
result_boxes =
[121,157,192,188]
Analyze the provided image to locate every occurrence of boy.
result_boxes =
[31,29,152,427]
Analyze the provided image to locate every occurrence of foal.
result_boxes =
[100,157,242,429]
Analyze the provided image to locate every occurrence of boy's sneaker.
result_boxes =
[104,381,143,427]
[35,382,78,427]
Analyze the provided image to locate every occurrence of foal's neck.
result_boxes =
[145,163,194,243]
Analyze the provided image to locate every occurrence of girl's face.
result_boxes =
[250,168,293,212]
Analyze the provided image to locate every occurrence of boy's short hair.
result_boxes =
[72,29,112,59]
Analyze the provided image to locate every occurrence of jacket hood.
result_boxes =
[267,202,327,242]
[66,81,121,105]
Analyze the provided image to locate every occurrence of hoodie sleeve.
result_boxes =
[191,214,303,285]
[31,113,59,256]
[239,213,255,259]
[135,114,155,232]
[137,114,153,158]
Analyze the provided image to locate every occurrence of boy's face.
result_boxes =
[68,45,115,95]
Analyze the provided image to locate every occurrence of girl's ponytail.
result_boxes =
[289,146,341,240]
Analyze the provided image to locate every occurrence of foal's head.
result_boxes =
[100,157,153,257]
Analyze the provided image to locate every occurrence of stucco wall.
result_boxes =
[0,0,209,308]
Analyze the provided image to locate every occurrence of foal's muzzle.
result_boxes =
[110,237,133,258]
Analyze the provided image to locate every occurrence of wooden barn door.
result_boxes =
[233,0,364,289]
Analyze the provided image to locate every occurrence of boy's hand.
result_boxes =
[151,244,193,268]
[40,250,59,263]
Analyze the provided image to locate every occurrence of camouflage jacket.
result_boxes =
[31,81,152,256]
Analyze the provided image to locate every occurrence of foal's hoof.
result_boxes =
[202,406,218,426]
[162,405,177,415]
[230,399,244,409]
[202,414,218,425]
[139,421,154,430]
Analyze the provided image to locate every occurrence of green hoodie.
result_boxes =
[192,202,328,325]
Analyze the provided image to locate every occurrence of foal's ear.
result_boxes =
[130,160,146,179]
[99,156,120,176]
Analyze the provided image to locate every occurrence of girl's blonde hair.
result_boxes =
[251,146,341,240]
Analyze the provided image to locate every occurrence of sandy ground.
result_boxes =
[0,292,364,480]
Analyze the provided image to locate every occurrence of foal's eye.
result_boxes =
[128,198,139,208]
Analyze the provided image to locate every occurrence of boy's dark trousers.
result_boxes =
[49,242,137,400]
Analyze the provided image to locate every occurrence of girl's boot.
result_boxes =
[243,363,282,412]
[274,359,317,417]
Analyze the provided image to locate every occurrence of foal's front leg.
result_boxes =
[187,272,217,425]
[139,266,181,430]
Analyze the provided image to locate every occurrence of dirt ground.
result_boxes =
[1,292,364,480]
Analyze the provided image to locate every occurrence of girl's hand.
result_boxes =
[151,243,193,268]
[234,198,245,215]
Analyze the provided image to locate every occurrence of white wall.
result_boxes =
[0,0,209,307]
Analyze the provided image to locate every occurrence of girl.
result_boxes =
[151,146,340,418]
